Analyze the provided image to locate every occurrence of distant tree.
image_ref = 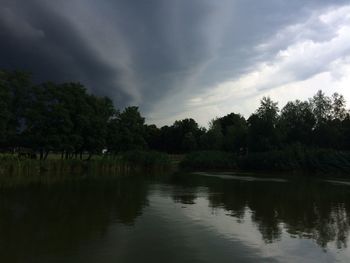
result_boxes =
[310,91,345,148]
[256,97,279,122]
[247,97,280,152]
[157,125,175,152]
[21,82,63,159]
[2,69,350,158]
[83,95,115,158]
[0,71,11,146]
[171,118,202,153]
[0,70,32,148]
[279,100,315,145]
[211,113,247,153]
[107,106,146,152]
[201,121,224,151]
[310,90,332,124]
[331,93,347,121]
[182,132,197,152]
[144,124,161,150]
[342,113,350,150]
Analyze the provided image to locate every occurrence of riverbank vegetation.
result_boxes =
[180,147,350,174]
[1,70,350,174]
[0,151,171,178]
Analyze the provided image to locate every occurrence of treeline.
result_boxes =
[1,70,350,160]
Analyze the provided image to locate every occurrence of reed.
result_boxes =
[0,151,172,180]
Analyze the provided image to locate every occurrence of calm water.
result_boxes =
[1,172,350,263]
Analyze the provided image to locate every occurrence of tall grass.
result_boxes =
[0,151,172,180]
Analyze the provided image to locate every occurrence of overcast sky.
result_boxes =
[1,0,350,126]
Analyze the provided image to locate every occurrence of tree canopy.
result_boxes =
[1,70,349,158]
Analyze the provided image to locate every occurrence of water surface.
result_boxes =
[1,172,350,262]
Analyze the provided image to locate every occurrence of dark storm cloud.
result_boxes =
[0,0,349,122]
[0,0,130,104]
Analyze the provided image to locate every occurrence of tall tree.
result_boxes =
[331,93,347,121]
[279,100,315,145]
[0,70,32,148]
[311,90,332,124]
[211,113,247,153]
[107,106,146,152]
[247,97,280,152]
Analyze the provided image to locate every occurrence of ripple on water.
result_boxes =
[192,172,288,183]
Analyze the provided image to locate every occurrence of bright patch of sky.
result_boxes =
[148,5,350,126]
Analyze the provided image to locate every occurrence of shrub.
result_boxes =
[180,151,236,170]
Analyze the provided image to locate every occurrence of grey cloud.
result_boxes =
[0,0,349,124]
[0,0,131,105]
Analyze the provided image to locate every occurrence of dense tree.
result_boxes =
[0,70,32,148]
[332,93,347,120]
[210,113,247,153]
[1,70,350,157]
[150,118,204,153]
[279,100,315,145]
[311,90,332,124]
[107,106,146,152]
[200,121,223,151]
[310,91,347,149]
[172,118,201,152]
[0,72,11,146]
[144,124,161,150]
[247,97,280,152]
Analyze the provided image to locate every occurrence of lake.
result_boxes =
[1,172,350,263]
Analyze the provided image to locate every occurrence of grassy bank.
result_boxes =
[180,148,350,174]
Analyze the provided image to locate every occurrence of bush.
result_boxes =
[121,150,171,167]
[180,151,236,170]
[179,147,350,174]
[237,146,350,173]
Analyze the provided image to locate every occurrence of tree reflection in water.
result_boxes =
[0,176,149,262]
[171,173,350,249]
[0,172,349,263]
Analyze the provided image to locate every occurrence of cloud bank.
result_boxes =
[0,0,349,126]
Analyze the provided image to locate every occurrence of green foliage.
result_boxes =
[209,113,247,153]
[247,97,280,152]
[146,118,205,153]
[311,90,332,124]
[179,147,350,174]
[279,100,315,145]
[121,150,171,167]
[238,146,350,173]
[1,68,350,176]
[0,70,32,147]
[180,151,237,170]
[107,106,146,152]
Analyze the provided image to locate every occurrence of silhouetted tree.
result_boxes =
[210,113,247,153]
[247,97,280,152]
[1,69,350,157]
[279,100,315,145]
[107,106,146,152]
[0,70,32,149]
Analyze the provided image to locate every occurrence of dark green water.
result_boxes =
[1,172,350,263]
